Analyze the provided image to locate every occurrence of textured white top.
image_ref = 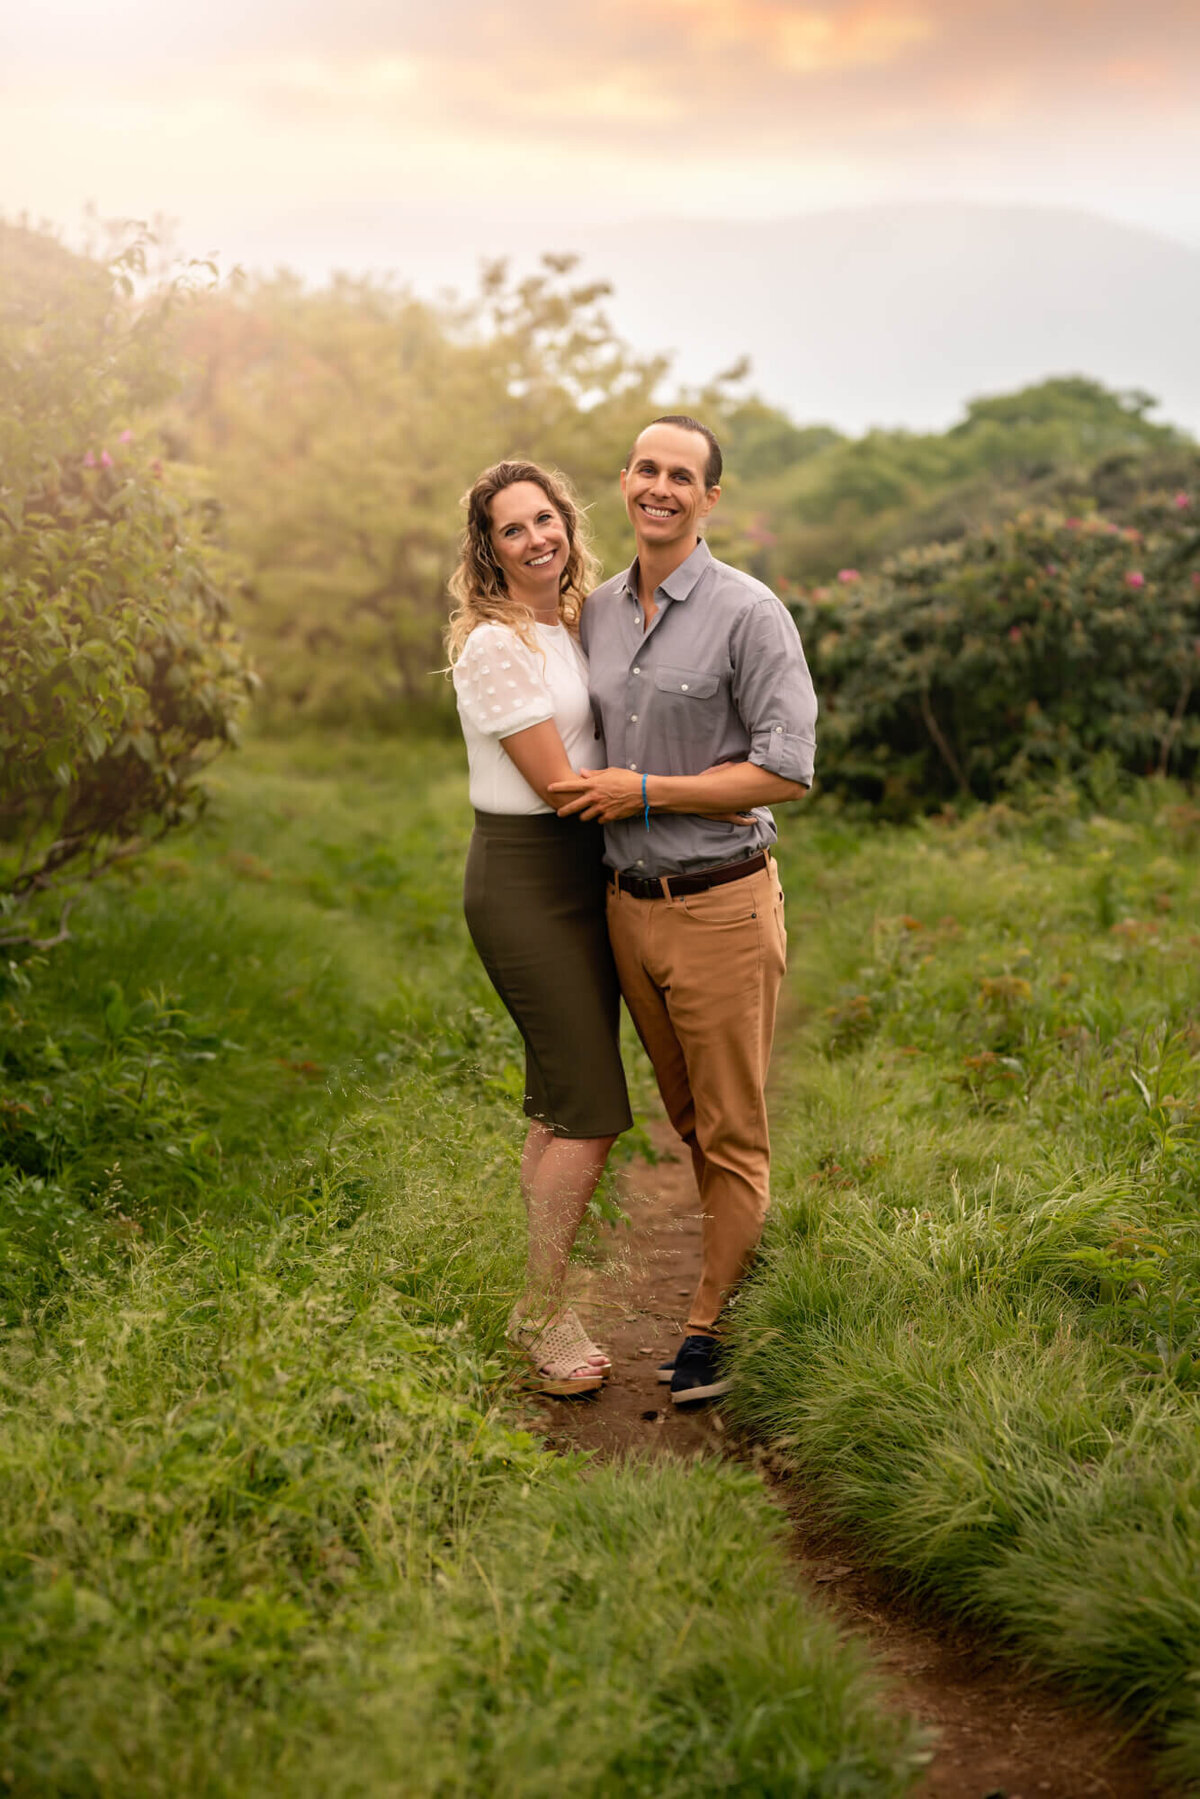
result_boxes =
[453,620,596,815]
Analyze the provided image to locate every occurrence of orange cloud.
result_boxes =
[645,0,934,72]
[385,0,1200,148]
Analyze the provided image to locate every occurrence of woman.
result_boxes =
[447,460,632,1397]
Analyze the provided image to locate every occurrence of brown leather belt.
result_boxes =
[609,850,768,901]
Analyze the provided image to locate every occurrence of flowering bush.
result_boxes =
[789,497,1200,814]
[0,226,255,922]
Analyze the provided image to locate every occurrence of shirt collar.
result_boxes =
[622,537,713,607]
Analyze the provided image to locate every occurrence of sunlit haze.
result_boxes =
[4,0,1199,427]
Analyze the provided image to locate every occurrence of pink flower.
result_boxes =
[99,450,113,469]
[1065,517,1082,529]
[82,450,96,468]
[837,568,860,583]
[1045,563,1058,575]
[119,429,134,444]
[1008,625,1023,643]
[1126,571,1146,589]
[1176,492,1191,509]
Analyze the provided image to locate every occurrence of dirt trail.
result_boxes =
[536,1132,1167,1799]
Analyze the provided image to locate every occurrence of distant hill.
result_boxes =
[321,202,1200,436]
[568,204,1200,435]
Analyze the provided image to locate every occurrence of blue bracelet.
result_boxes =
[642,772,651,832]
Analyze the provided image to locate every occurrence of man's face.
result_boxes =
[621,423,719,553]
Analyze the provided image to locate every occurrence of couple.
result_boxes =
[447,416,817,1406]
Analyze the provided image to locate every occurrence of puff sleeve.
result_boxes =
[452,624,555,739]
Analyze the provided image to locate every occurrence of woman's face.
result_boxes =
[488,481,569,600]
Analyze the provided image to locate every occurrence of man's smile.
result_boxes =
[639,503,677,519]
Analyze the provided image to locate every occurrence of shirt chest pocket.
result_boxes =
[649,664,723,757]
[652,666,720,701]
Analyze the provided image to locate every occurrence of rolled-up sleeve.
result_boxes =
[731,599,818,786]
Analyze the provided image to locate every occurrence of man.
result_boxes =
[550,415,817,1405]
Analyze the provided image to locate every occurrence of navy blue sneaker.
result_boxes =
[669,1334,731,1406]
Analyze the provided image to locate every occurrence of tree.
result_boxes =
[169,259,668,723]
[0,224,254,931]
[743,377,1193,587]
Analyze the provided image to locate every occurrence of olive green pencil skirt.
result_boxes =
[464,810,632,1139]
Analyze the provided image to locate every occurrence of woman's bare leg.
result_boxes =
[520,1121,556,1208]
[517,1131,616,1372]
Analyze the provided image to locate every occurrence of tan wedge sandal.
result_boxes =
[508,1307,611,1397]
[559,1307,612,1376]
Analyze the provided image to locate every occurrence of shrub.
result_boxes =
[791,496,1200,814]
[0,224,255,925]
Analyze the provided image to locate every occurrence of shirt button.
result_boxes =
[636,858,645,867]
[632,666,641,675]
[630,714,638,722]
[774,725,783,733]
[629,762,637,771]
[681,683,689,691]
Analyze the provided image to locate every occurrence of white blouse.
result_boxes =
[453,620,597,815]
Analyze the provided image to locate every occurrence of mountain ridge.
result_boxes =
[559,202,1200,434]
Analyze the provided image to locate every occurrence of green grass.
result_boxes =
[0,736,922,1796]
[733,783,1200,1781]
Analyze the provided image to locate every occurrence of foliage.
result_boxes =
[740,376,1193,584]
[144,232,1200,745]
[0,223,254,920]
[789,495,1200,814]
[0,736,922,1793]
[168,288,1200,739]
[166,259,680,723]
[733,793,1200,1782]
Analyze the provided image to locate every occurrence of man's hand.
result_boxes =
[549,767,643,823]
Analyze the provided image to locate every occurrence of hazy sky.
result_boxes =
[3,0,1199,267]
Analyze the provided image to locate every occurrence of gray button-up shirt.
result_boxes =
[579,539,817,877]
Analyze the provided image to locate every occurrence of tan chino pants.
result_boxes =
[606,859,787,1333]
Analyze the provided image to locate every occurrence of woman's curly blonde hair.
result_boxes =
[446,460,600,664]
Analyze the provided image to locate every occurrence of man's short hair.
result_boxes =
[627,415,723,490]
